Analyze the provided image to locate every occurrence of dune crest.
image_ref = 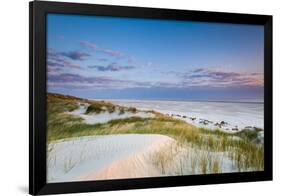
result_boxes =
[48,134,175,182]
[77,134,175,181]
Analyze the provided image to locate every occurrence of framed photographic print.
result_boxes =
[29,1,273,195]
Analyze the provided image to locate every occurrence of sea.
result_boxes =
[108,99,264,131]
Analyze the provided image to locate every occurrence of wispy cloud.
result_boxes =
[60,50,90,61]
[47,49,82,69]
[79,40,98,50]
[101,49,123,57]
[127,56,135,64]
[88,62,134,72]
[80,40,124,58]
[47,66,62,75]
[181,68,263,87]
[48,73,151,90]
[146,62,153,67]
[96,58,108,62]
[47,51,263,91]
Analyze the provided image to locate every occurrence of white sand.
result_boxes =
[47,134,175,183]
[69,104,154,125]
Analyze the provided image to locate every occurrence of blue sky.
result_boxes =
[47,14,264,101]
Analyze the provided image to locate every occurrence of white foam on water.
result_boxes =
[108,99,264,132]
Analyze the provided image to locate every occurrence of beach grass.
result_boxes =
[47,93,264,173]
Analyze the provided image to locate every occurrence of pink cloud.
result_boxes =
[80,40,124,57]
[182,68,263,87]
[47,49,82,69]
[80,40,98,50]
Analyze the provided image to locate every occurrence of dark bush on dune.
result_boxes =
[85,104,103,114]
[108,105,116,113]
[119,108,125,115]
[237,128,263,143]
[128,107,137,113]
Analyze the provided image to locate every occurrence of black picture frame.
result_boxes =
[29,1,273,195]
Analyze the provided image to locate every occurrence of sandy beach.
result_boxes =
[109,99,264,132]
[47,134,175,182]
[46,93,264,183]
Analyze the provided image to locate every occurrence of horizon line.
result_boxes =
[47,92,264,104]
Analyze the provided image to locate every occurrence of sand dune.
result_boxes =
[69,103,154,125]
[47,134,175,182]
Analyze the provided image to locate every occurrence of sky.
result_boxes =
[47,13,264,101]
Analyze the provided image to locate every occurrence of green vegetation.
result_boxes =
[85,104,103,114]
[85,101,117,114]
[127,107,137,113]
[119,108,125,115]
[236,128,262,142]
[64,157,76,173]
[47,93,264,174]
